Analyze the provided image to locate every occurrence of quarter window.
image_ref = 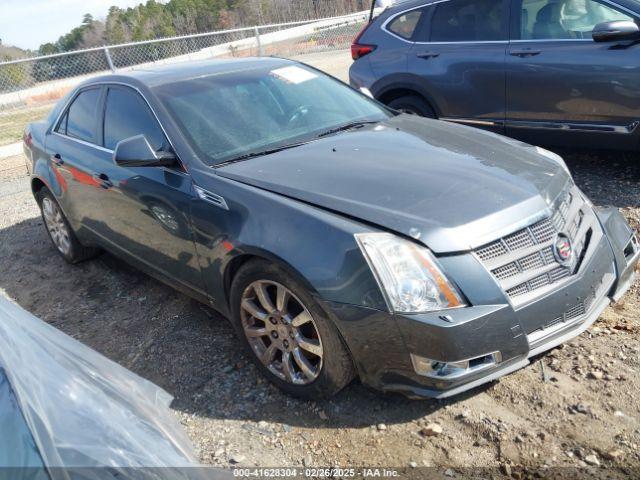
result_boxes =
[429,0,506,41]
[63,88,101,143]
[521,0,634,39]
[103,87,166,151]
[388,9,424,39]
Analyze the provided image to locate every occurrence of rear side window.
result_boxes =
[103,87,165,151]
[387,9,424,39]
[62,88,101,143]
[430,0,506,41]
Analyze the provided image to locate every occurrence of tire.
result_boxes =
[388,95,436,118]
[230,259,355,399]
[37,187,100,264]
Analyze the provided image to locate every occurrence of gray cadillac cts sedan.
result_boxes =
[24,58,639,399]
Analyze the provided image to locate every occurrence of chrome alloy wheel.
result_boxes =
[42,197,71,256]
[240,280,323,385]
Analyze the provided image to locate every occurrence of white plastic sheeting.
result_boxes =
[0,296,204,480]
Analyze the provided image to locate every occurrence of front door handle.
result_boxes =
[416,51,440,59]
[509,49,541,57]
[51,153,64,166]
[93,173,113,189]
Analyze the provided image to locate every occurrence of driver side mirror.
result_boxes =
[592,20,639,42]
[113,135,177,168]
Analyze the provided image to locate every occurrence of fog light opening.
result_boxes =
[411,351,502,379]
[623,236,638,261]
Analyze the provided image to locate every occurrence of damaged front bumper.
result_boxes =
[328,207,638,399]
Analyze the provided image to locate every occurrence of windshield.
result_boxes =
[154,64,391,165]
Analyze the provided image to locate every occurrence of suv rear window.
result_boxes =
[387,9,424,39]
[430,0,506,41]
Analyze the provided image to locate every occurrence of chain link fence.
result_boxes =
[0,11,368,114]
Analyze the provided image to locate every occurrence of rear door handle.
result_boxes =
[93,173,113,189]
[51,153,64,166]
[509,49,541,57]
[416,51,440,59]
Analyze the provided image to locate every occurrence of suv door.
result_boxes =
[89,85,206,295]
[506,0,640,148]
[404,0,509,131]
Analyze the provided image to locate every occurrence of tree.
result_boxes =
[37,0,365,54]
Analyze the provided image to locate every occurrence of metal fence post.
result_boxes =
[254,26,263,57]
[104,47,116,73]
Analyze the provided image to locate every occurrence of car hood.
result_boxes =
[216,115,570,253]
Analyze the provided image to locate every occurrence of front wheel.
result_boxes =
[230,260,355,399]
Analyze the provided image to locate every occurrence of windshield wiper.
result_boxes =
[317,120,380,138]
[215,141,309,167]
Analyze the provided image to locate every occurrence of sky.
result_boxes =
[1,0,144,50]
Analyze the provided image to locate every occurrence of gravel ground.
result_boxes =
[0,148,638,478]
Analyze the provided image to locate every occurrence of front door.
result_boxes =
[407,0,510,131]
[87,84,206,295]
[505,0,640,147]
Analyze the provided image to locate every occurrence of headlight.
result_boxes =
[355,232,466,313]
[535,146,571,177]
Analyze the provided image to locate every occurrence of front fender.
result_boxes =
[188,171,388,315]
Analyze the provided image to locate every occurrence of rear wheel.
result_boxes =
[37,187,100,263]
[230,260,355,399]
[388,95,436,118]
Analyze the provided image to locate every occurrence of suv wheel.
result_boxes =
[37,187,100,263]
[230,260,355,399]
[388,95,436,118]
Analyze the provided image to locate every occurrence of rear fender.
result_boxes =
[371,73,440,116]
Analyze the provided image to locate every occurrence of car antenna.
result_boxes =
[368,0,376,22]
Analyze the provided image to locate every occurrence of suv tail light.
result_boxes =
[351,22,376,60]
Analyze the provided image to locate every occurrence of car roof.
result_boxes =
[83,56,296,88]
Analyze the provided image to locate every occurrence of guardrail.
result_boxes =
[0,10,368,112]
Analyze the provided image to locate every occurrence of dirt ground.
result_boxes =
[0,147,639,478]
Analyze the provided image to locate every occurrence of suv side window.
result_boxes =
[103,87,166,151]
[60,88,101,143]
[521,0,634,39]
[428,0,506,42]
[387,9,425,39]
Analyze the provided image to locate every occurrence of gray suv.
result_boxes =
[349,0,640,150]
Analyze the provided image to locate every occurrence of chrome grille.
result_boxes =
[475,185,590,302]
[530,219,555,243]
[476,241,508,260]
[504,229,535,251]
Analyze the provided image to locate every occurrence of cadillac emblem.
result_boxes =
[554,233,573,264]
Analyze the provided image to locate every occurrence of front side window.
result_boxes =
[103,87,166,151]
[63,88,101,143]
[154,64,391,165]
[388,9,424,39]
[429,0,506,41]
[521,0,634,39]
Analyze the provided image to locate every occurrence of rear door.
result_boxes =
[45,86,107,236]
[405,0,510,131]
[88,85,206,294]
[505,0,640,148]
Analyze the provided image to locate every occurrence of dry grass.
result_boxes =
[0,104,54,146]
